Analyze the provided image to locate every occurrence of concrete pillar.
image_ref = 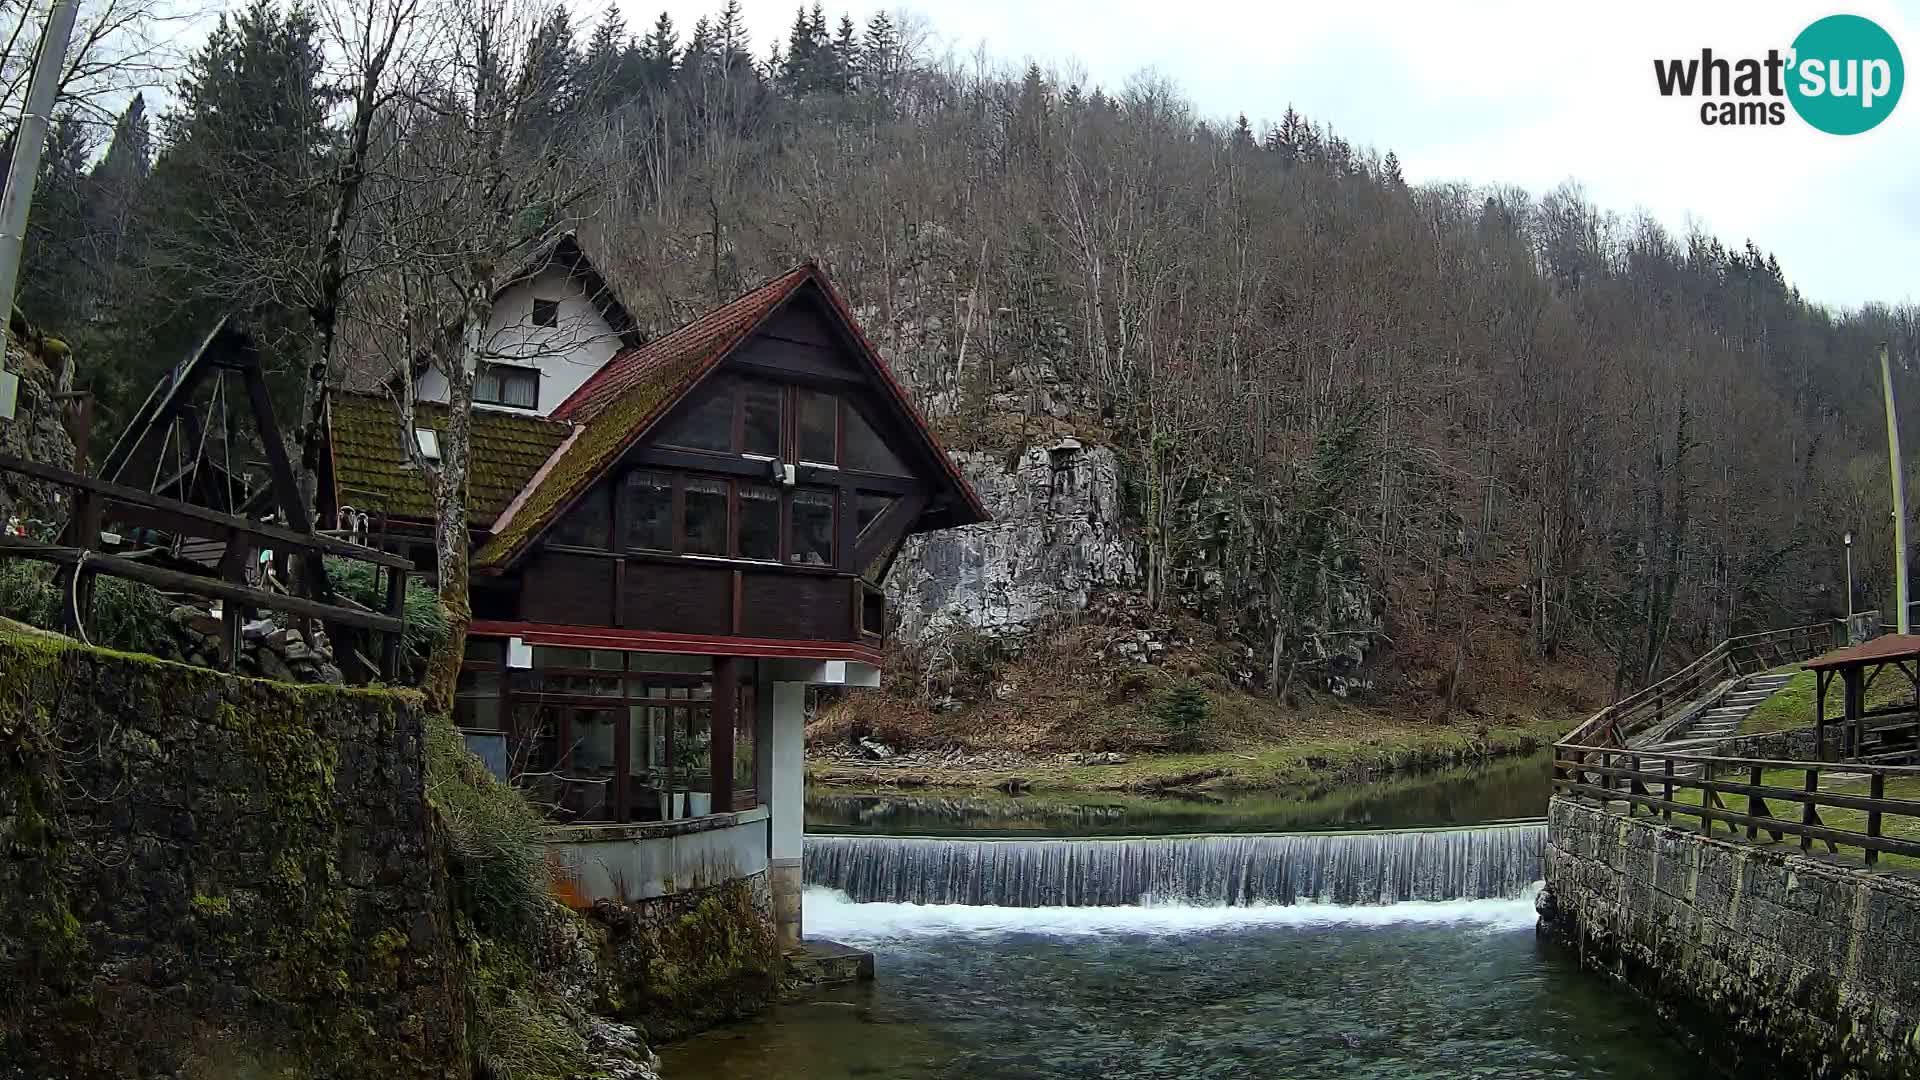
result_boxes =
[769,680,806,950]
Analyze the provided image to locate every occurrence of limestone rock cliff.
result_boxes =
[888,439,1136,641]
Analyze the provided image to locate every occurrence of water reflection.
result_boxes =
[807,751,1553,837]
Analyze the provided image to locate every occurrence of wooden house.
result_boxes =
[321,254,986,946]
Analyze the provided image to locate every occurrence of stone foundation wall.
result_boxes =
[1541,796,1920,1080]
[0,626,465,1079]
[590,873,782,1044]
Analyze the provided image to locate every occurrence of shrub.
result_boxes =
[327,556,448,663]
[0,560,173,656]
[1154,680,1210,751]
[425,713,548,940]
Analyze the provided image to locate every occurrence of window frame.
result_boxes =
[473,362,540,410]
[455,643,758,824]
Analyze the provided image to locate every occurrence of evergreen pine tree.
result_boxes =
[832,14,858,90]
[716,0,751,76]
[518,9,580,139]
[1382,150,1405,187]
[578,4,628,114]
[1230,112,1255,152]
[17,113,95,330]
[861,10,898,97]
[641,12,678,88]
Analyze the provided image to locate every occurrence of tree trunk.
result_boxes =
[421,278,491,712]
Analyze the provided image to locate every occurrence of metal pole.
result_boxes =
[1882,341,1910,635]
[1846,540,1855,622]
[0,0,79,333]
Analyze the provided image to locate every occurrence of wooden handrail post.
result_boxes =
[1663,758,1674,823]
[1801,769,1817,852]
[381,562,407,681]
[1868,772,1885,867]
[1746,764,1763,841]
[1700,762,1715,836]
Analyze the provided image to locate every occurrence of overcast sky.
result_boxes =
[626,0,1919,310]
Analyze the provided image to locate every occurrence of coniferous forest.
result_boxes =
[16,0,1920,706]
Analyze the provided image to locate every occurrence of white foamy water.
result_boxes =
[803,883,1543,943]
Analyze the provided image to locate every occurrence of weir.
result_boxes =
[804,821,1545,907]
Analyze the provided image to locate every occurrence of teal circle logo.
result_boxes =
[1788,14,1904,134]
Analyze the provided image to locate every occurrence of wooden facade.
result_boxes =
[330,261,987,828]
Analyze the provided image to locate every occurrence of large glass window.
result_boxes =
[844,404,908,475]
[623,471,673,551]
[791,488,836,566]
[657,380,735,452]
[742,382,783,457]
[739,484,781,561]
[552,483,610,548]
[683,478,729,555]
[797,388,837,464]
[734,682,758,807]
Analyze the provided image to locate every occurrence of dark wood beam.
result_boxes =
[854,493,927,570]
[0,534,404,633]
[0,454,411,569]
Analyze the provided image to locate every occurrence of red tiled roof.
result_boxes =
[550,266,810,422]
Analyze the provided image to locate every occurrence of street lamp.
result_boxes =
[1845,531,1855,622]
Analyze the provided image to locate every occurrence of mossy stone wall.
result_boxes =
[0,630,466,1079]
[1542,796,1920,1080]
[590,872,782,1044]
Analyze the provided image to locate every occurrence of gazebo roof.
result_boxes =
[1804,633,1920,672]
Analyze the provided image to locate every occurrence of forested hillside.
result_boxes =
[18,0,1920,716]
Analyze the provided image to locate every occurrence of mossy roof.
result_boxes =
[327,393,571,525]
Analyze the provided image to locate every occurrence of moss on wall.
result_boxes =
[591,874,783,1044]
[0,626,467,1079]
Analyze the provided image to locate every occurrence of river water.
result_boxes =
[661,759,1696,1078]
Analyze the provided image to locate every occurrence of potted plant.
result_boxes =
[673,737,709,817]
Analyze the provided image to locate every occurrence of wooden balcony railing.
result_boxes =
[1552,745,1920,866]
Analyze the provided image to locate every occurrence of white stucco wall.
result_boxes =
[412,266,623,417]
[548,807,771,904]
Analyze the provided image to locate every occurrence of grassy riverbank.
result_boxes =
[808,710,1573,794]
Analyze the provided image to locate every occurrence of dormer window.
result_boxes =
[474,363,539,409]
[531,297,560,327]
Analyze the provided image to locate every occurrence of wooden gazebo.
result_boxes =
[1804,634,1920,763]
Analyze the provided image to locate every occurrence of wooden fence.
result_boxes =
[1563,621,1848,750]
[0,451,410,679]
[1552,745,1920,866]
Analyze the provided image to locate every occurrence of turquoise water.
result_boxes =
[662,887,1693,1079]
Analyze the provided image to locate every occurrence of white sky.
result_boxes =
[622,0,1920,310]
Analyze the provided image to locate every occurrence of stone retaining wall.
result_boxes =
[0,626,464,1079]
[1541,796,1920,1079]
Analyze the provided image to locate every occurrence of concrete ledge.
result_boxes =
[1541,796,1920,1080]
[784,937,875,993]
[548,805,769,844]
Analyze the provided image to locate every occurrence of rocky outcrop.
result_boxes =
[163,603,345,684]
[0,338,77,528]
[889,439,1135,641]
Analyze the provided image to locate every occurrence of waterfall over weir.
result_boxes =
[804,822,1545,907]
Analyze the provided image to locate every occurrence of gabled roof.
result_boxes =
[327,394,571,525]
[512,231,642,349]
[474,262,988,572]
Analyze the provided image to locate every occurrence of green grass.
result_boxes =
[811,714,1571,793]
[1651,766,1920,870]
[1744,666,1915,734]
